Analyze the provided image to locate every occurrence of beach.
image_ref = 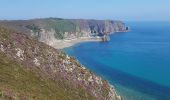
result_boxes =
[51,37,101,49]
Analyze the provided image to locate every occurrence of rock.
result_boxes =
[95,76,103,85]
[0,44,4,52]
[88,76,93,82]
[15,48,24,60]
[33,58,40,66]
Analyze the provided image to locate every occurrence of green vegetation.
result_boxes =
[26,24,41,38]
[26,24,41,33]
[0,27,12,39]
[45,18,78,39]
[0,18,126,40]
[0,52,96,100]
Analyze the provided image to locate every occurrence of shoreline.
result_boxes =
[50,37,102,49]
[49,31,128,49]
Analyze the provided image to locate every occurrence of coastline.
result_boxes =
[49,31,128,49]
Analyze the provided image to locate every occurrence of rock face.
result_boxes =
[0,18,127,45]
[0,27,122,100]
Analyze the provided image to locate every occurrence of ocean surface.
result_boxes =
[64,22,170,100]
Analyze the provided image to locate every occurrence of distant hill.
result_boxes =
[0,18,126,46]
[0,27,121,100]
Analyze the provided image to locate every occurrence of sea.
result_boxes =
[64,22,170,100]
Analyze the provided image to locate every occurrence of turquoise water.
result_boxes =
[64,22,170,100]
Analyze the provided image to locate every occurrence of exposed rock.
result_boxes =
[0,44,4,52]
[38,28,59,46]
[88,76,93,82]
[95,76,103,85]
[33,58,40,66]
[15,48,24,60]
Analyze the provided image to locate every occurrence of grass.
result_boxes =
[0,27,12,39]
[0,52,96,100]
[44,18,78,39]
[0,27,117,100]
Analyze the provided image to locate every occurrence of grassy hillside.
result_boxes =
[0,27,96,100]
[0,52,95,100]
[0,27,121,100]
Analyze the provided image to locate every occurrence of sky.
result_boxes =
[0,0,170,21]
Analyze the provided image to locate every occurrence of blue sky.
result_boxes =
[0,0,170,21]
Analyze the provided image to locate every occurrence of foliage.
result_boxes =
[0,27,12,39]
[26,24,41,33]
[0,52,96,100]
[45,19,78,39]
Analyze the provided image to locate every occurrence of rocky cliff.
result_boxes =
[0,27,122,100]
[0,18,127,46]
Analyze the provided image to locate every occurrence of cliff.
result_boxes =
[0,27,121,100]
[0,18,127,46]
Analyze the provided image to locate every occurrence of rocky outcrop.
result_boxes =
[71,19,126,34]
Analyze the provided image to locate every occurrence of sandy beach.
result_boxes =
[51,37,101,49]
